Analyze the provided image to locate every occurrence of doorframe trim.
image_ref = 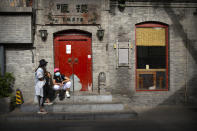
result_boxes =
[53,29,93,92]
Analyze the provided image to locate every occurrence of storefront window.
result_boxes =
[135,22,168,91]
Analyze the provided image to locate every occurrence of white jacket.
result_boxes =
[35,68,46,97]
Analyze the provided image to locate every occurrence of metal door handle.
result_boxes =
[68,58,72,63]
[74,58,78,63]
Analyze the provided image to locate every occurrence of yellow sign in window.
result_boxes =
[136,28,166,46]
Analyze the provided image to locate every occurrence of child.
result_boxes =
[53,68,71,98]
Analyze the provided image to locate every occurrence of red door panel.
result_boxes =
[54,34,92,91]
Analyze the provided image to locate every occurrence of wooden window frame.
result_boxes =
[135,22,169,91]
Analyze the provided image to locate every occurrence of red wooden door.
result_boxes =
[54,34,92,91]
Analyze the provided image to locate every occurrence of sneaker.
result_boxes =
[66,91,70,98]
[44,102,53,105]
[37,110,48,114]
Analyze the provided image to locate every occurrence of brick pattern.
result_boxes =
[0,16,32,43]
[3,1,197,105]
[107,4,197,105]
[6,48,35,101]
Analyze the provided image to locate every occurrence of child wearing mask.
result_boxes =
[53,68,71,98]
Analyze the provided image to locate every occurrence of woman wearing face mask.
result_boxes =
[53,68,71,98]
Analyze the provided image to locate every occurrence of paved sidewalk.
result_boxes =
[1,104,197,121]
[0,107,138,121]
[0,112,138,121]
[0,105,197,131]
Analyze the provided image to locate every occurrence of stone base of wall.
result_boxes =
[0,97,10,113]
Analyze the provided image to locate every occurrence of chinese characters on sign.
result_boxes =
[56,4,88,23]
[76,5,88,13]
[45,1,100,25]
[56,4,69,13]
[56,4,88,13]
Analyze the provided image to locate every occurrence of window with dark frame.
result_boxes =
[136,23,168,91]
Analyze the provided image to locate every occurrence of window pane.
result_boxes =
[136,27,166,46]
[137,70,166,90]
[137,46,166,69]
[156,71,166,89]
[139,74,155,89]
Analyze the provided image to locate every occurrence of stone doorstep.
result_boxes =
[19,92,135,114]
[53,94,113,104]
[20,103,126,113]
[69,90,111,95]
[31,91,113,104]
[0,111,138,121]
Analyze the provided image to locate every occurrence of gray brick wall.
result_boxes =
[5,48,35,102]
[0,15,32,44]
[107,2,197,105]
[3,0,197,106]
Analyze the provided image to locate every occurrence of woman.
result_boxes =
[35,59,48,114]
[53,68,71,98]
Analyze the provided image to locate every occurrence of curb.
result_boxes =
[20,103,125,113]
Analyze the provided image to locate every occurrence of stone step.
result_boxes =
[20,103,125,113]
[33,90,113,104]
[52,94,113,104]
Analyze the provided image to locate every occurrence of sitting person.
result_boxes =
[53,68,71,98]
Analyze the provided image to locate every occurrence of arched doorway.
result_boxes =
[54,30,92,91]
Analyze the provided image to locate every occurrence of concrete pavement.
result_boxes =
[0,105,197,131]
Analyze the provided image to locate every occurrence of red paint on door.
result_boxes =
[54,34,92,91]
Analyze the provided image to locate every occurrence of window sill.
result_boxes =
[137,69,166,72]
[136,89,169,91]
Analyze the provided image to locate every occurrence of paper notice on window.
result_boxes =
[66,45,71,54]
[88,55,91,59]
[146,65,149,70]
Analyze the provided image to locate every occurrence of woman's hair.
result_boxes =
[35,64,46,73]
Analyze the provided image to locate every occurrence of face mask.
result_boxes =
[55,72,60,76]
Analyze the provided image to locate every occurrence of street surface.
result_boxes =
[0,106,197,131]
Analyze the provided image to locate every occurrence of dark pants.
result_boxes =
[43,76,52,102]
